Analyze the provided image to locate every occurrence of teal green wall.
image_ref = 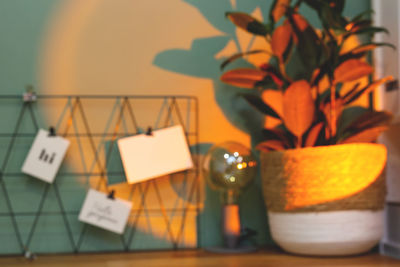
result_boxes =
[0,0,62,93]
[0,0,371,254]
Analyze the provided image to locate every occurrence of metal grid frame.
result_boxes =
[0,95,200,255]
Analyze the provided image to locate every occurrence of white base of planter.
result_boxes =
[268,210,383,256]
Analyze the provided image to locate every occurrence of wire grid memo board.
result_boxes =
[0,94,200,255]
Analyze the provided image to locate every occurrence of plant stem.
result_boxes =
[329,79,336,139]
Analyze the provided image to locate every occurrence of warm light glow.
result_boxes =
[237,163,243,170]
[282,144,387,210]
[223,204,240,236]
[248,161,256,167]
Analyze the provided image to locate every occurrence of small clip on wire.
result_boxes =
[107,190,115,200]
[146,126,153,136]
[48,127,56,137]
[23,85,37,103]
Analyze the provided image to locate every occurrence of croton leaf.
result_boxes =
[311,62,330,87]
[337,51,368,66]
[350,42,395,55]
[339,126,388,144]
[345,19,372,32]
[256,139,286,152]
[342,111,393,134]
[320,2,346,30]
[259,64,285,87]
[220,68,266,88]
[261,127,291,147]
[271,23,293,61]
[220,50,269,70]
[270,0,291,23]
[283,80,315,137]
[226,12,268,36]
[304,122,324,147]
[321,98,344,135]
[344,76,394,105]
[242,94,282,119]
[346,26,389,39]
[334,59,373,83]
[288,13,321,70]
[336,106,369,135]
[341,82,361,101]
[304,0,346,30]
[289,14,309,35]
[351,10,374,24]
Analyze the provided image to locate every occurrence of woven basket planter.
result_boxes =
[260,143,387,256]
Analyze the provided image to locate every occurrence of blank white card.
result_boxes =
[117,125,193,184]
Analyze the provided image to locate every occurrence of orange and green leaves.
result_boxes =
[221,1,394,151]
[321,97,343,135]
[287,13,322,70]
[304,0,346,30]
[220,68,267,89]
[270,0,291,24]
[304,122,324,147]
[350,42,395,55]
[342,111,392,134]
[242,94,282,119]
[257,127,293,151]
[282,80,315,138]
[220,50,268,70]
[338,111,392,144]
[271,23,293,61]
[221,66,285,89]
[256,140,286,152]
[343,76,394,104]
[334,59,373,83]
[339,126,388,144]
[226,12,268,36]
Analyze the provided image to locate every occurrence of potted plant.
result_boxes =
[220,0,394,256]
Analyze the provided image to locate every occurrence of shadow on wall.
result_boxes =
[154,0,270,145]
[154,0,273,247]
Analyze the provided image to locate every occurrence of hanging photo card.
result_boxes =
[78,189,132,234]
[117,125,193,184]
[21,129,70,183]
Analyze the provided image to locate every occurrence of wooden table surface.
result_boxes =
[0,248,399,267]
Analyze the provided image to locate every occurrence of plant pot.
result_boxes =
[260,143,387,256]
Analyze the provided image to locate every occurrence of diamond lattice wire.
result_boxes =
[0,95,200,255]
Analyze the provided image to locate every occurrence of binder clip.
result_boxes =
[145,126,153,136]
[107,190,115,200]
[24,249,36,261]
[48,127,56,137]
[23,85,37,103]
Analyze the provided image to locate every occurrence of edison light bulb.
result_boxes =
[202,142,257,249]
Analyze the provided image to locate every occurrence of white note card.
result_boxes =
[78,189,132,234]
[21,129,70,183]
[117,125,193,184]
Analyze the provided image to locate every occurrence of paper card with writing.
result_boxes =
[117,125,193,184]
[21,129,70,183]
[78,189,132,234]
